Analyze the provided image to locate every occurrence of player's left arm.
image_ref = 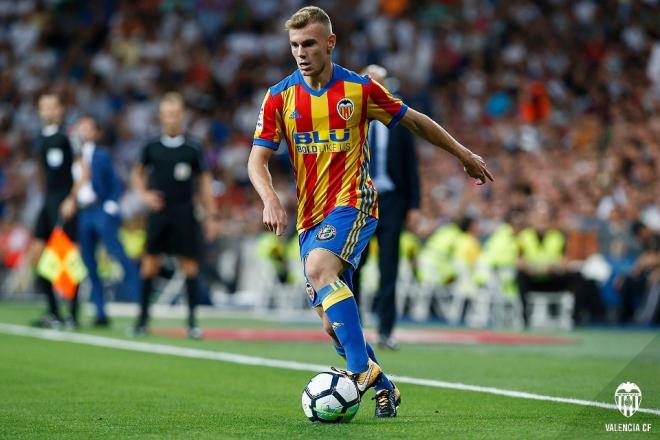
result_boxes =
[399,108,494,185]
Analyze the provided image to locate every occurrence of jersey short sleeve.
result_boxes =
[253,89,283,150]
[366,79,408,128]
[140,143,151,166]
[194,144,209,173]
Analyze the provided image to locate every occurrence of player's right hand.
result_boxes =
[142,190,165,211]
[263,197,287,236]
[462,153,494,185]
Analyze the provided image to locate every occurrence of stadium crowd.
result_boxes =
[0,0,659,325]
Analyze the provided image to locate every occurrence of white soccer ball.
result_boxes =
[301,372,361,423]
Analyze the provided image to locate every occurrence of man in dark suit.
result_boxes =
[354,65,421,350]
[60,116,139,326]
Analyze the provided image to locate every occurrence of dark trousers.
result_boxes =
[79,205,139,319]
[354,192,406,337]
[618,271,652,324]
[517,270,605,325]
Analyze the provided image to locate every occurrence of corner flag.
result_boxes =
[37,227,87,299]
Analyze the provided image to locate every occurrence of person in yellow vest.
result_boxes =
[256,232,288,284]
[286,234,305,285]
[453,217,483,300]
[399,230,421,282]
[482,216,521,299]
[516,206,571,325]
[417,222,461,288]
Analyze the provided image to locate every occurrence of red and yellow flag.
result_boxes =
[37,227,87,299]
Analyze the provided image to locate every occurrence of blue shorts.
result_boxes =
[298,206,377,307]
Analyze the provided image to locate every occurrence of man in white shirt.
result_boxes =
[60,116,139,326]
[354,65,422,350]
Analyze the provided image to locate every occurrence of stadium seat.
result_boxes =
[527,291,574,330]
[488,272,524,330]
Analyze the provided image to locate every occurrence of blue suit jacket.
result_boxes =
[90,147,123,205]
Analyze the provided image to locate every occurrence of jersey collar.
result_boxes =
[296,63,337,97]
[161,134,185,148]
[42,124,59,137]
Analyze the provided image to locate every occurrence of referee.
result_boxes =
[30,93,78,328]
[131,92,219,338]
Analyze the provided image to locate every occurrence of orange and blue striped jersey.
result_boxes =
[253,63,408,232]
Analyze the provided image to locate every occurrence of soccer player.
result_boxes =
[30,93,79,328]
[131,92,219,339]
[247,6,493,417]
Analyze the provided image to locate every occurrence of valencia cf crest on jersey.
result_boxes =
[336,98,354,121]
[305,283,316,302]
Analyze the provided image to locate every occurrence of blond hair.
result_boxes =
[160,92,185,107]
[38,93,62,104]
[285,6,332,33]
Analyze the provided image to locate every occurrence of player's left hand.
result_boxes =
[462,153,494,185]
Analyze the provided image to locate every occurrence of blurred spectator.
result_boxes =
[131,92,219,339]
[617,220,660,324]
[28,93,78,329]
[0,0,657,326]
[61,115,139,327]
[353,64,421,350]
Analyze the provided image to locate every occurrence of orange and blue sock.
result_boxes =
[319,280,368,373]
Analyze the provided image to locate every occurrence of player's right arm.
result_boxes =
[248,89,287,236]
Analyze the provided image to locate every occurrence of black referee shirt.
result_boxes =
[140,135,208,207]
[37,126,74,199]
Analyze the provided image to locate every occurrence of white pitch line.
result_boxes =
[1,323,658,417]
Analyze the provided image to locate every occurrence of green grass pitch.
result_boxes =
[0,302,658,439]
